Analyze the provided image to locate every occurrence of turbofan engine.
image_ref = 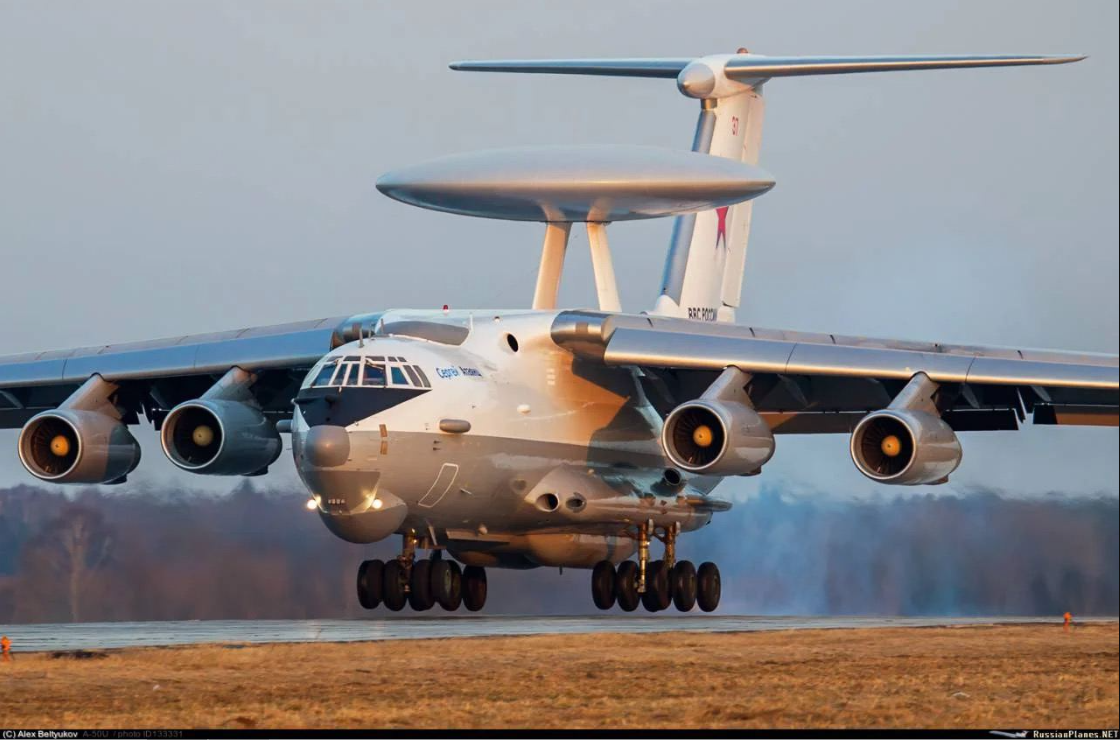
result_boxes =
[850,409,961,485]
[849,373,963,485]
[19,410,140,485]
[661,367,774,475]
[159,368,281,476]
[160,399,281,475]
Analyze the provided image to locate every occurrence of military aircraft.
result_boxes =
[2,52,1115,614]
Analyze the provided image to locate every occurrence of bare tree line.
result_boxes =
[0,482,1116,623]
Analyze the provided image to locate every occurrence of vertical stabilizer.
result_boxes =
[654,57,765,322]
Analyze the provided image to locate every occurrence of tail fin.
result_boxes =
[452,53,1084,321]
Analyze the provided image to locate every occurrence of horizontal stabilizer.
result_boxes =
[452,53,1085,98]
[449,58,692,78]
[721,54,1085,80]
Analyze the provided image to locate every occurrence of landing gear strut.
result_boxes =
[381,532,418,611]
[589,520,720,613]
[356,533,481,612]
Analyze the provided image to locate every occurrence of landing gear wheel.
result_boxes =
[431,559,463,611]
[671,560,697,612]
[381,560,408,612]
[615,561,640,612]
[641,560,672,612]
[696,561,721,612]
[356,559,384,609]
[591,560,616,610]
[408,559,435,611]
[462,565,488,612]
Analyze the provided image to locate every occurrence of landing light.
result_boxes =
[371,498,384,510]
[305,498,318,511]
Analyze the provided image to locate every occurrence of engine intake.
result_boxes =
[18,409,141,484]
[662,399,774,475]
[850,409,962,485]
[161,399,281,476]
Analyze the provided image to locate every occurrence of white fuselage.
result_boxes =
[289,309,717,568]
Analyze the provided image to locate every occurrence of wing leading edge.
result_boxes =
[0,314,383,429]
[551,311,1119,433]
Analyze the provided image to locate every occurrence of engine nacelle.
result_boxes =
[18,409,141,484]
[850,409,962,485]
[661,399,775,475]
[160,399,281,476]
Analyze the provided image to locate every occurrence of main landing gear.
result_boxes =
[591,521,721,613]
[357,533,488,612]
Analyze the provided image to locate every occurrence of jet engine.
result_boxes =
[849,373,963,485]
[159,367,281,476]
[850,409,961,485]
[662,399,774,475]
[18,375,142,484]
[660,367,774,475]
[161,399,281,475]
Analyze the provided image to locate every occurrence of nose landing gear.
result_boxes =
[590,520,721,613]
[356,533,484,612]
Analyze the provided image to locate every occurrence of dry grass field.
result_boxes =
[0,622,1116,729]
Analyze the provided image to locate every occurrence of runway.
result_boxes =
[1,614,1101,652]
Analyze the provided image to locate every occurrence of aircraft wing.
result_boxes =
[0,315,380,429]
[551,311,1119,433]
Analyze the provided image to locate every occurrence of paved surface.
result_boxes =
[2,615,1107,652]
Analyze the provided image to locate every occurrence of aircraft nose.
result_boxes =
[302,425,350,468]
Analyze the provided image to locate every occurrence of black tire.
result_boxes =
[462,565,487,612]
[356,559,384,609]
[697,561,721,613]
[615,560,640,612]
[671,560,697,612]
[381,559,407,612]
[408,559,435,611]
[431,559,463,611]
[591,560,616,610]
[641,560,671,612]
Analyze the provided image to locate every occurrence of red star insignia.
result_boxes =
[715,206,730,250]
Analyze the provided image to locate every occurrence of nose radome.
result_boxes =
[303,425,350,468]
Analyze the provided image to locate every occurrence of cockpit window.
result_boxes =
[310,362,337,387]
[362,360,386,387]
[311,356,429,390]
[402,365,422,387]
[333,363,352,387]
[310,358,361,387]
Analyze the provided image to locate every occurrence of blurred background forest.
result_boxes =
[1,482,1116,624]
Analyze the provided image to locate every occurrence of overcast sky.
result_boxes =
[0,0,1116,498]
